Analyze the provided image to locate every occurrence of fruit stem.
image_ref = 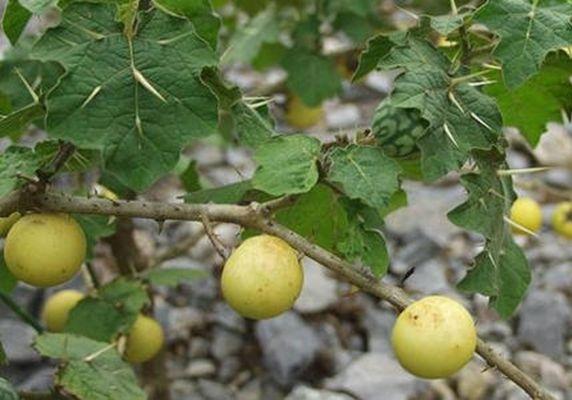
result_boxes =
[0,292,44,333]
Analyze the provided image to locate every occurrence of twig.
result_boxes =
[200,213,229,260]
[35,141,76,183]
[0,189,556,400]
[85,262,101,289]
[0,292,44,333]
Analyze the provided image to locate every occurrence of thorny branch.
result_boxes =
[0,189,556,400]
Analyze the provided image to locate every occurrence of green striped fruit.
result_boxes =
[372,99,427,158]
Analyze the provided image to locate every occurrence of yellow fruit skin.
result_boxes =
[4,213,87,287]
[391,296,477,379]
[221,235,303,320]
[285,96,324,129]
[41,290,84,332]
[125,315,165,364]
[510,197,542,235]
[0,212,21,237]
[552,202,572,239]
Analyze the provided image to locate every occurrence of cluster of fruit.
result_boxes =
[223,235,477,379]
[1,214,479,377]
[510,198,572,238]
[0,213,164,364]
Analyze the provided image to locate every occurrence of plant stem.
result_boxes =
[0,189,557,400]
[0,292,44,333]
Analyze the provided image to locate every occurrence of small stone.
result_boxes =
[514,351,569,390]
[186,359,216,378]
[167,307,206,341]
[237,379,262,400]
[325,104,361,129]
[0,320,41,363]
[255,312,322,386]
[517,290,570,359]
[170,380,201,400]
[403,258,451,295]
[217,356,242,383]
[391,236,441,275]
[286,385,354,400]
[211,327,244,361]
[17,367,55,391]
[361,308,395,353]
[456,363,496,400]
[211,302,247,334]
[197,379,234,400]
[325,353,427,400]
[188,337,210,358]
[541,262,572,294]
[294,258,339,314]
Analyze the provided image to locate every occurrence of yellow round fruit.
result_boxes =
[41,290,84,332]
[125,315,165,364]
[509,197,542,235]
[221,235,303,320]
[552,201,572,239]
[4,213,87,287]
[391,296,477,379]
[285,95,324,129]
[0,212,21,237]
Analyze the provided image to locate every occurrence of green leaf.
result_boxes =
[18,0,56,13]
[222,5,279,64]
[153,0,221,49]
[274,184,349,253]
[327,145,401,209]
[337,198,389,277]
[185,180,254,204]
[364,32,502,180]
[476,0,572,88]
[427,14,465,36]
[143,267,207,286]
[282,47,342,106]
[0,344,7,365]
[32,2,219,191]
[179,160,201,192]
[252,134,321,196]
[0,255,17,294]
[448,152,531,318]
[66,279,149,342]
[75,215,117,260]
[485,55,572,146]
[0,103,44,138]
[35,333,146,400]
[0,377,18,399]
[230,102,274,148]
[1,0,32,45]
[0,142,58,197]
[353,34,398,81]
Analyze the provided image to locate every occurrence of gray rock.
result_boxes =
[517,290,571,359]
[514,351,569,390]
[17,366,54,391]
[0,319,41,363]
[542,262,572,294]
[237,379,262,400]
[197,379,234,400]
[212,302,247,334]
[188,337,211,358]
[217,356,242,382]
[456,363,496,400]
[315,323,353,373]
[186,359,216,378]
[170,380,202,400]
[167,307,206,341]
[211,327,243,361]
[385,182,465,246]
[362,308,395,353]
[286,385,354,400]
[294,258,339,314]
[255,312,322,386]
[403,258,451,295]
[391,236,441,275]
[325,103,361,129]
[325,353,427,400]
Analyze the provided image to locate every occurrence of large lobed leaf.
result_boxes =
[31,2,220,191]
[35,333,145,400]
[448,152,531,317]
[476,0,572,89]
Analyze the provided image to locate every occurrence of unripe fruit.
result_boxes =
[0,212,21,237]
[285,95,324,129]
[391,296,477,379]
[41,290,84,332]
[552,201,572,239]
[124,315,164,364]
[221,235,303,320]
[509,197,542,235]
[4,213,87,287]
